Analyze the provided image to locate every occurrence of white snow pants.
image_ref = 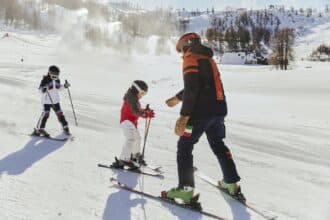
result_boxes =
[119,120,141,161]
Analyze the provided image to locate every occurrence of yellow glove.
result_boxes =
[166,96,180,107]
[175,116,190,136]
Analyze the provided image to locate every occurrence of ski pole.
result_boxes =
[141,118,151,158]
[141,104,152,159]
[65,80,78,126]
[46,89,55,107]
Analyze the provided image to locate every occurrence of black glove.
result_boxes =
[41,87,47,93]
[64,80,71,88]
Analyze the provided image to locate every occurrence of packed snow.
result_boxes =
[1,16,330,220]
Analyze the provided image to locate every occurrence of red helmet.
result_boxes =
[176,32,201,53]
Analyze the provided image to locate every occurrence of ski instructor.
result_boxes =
[164,33,241,203]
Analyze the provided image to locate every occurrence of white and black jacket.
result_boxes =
[39,75,65,104]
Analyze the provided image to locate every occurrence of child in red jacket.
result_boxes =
[113,80,154,168]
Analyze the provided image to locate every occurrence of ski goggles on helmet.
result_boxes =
[49,71,59,80]
[132,82,147,96]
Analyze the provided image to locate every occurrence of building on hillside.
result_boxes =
[218,51,268,65]
[219,52,256,65]
[310,52,330,62]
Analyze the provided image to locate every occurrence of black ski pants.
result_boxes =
[177,116,240,188]
[36,103,68,129]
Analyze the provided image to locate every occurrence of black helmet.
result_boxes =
[132,80,148,96]
[49,65,60,75]
[48,65,60,80]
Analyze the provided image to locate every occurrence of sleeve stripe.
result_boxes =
[183,69,198,74]
[183,66,198,71]
[183,59,198,67]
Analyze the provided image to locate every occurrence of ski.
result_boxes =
[98,163,164,178]
[30,134,70,142]
[144,164,163,173]
[194,167,277,220]
[110,177,227,220]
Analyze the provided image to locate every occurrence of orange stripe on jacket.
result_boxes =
[209,58,224,101]
[182,51,225,101]
[182,52,209,75]
[182,54,198,75]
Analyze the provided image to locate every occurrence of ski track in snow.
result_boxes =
[1,28,330,220]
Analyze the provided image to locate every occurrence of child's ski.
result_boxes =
[30,133,70,142]
[98,163,164,178]
[194,167,277,220]
[110,177,227,220]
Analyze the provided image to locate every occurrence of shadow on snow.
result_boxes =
[103,170,203,220]
[0,135,67,176]
[102,170,147,220]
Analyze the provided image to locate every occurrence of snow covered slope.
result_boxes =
[1,28,330,220]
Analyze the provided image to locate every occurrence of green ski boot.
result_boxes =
[165,186,197,204]
[218,180,240,195]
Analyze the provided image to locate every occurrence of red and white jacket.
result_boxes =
[120,91,144,128]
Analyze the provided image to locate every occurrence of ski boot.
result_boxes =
[111,157,138,170]
[31,128,40,136]
[63,126,71,136]
[111,158,124,169]
[218,180,239,195]
[132,153,147,166]
[218,180,246,201]
[162,186,199,204]
[32,128,50,137]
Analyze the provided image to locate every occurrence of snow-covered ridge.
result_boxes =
[2,2,330,58]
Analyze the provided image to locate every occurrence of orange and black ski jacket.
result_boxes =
[175,45,227,120]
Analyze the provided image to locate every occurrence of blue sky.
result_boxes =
[115,0,330,10]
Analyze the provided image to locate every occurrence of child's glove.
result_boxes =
[141,109,155,118]
[41,86,47,93]
[64,80,71,88]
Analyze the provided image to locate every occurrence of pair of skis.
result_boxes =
[106,167,277,220]
[30,133,73,142]
[110,177,226,220]
[98,162,164,178]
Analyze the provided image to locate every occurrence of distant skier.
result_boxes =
[111,80,155,168]
[164,33,241,203]
[32,65,71,137]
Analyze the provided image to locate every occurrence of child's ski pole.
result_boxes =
[65,80,78,126]
[141,105,152,159]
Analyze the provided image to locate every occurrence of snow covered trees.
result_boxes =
[310,44,330,61]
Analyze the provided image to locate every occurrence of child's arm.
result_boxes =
[38,76,48,93]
